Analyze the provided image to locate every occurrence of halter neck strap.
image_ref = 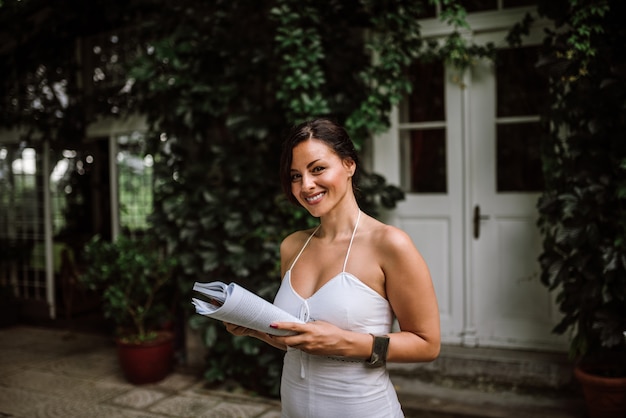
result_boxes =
[342,210,361,272]
[288,224,321,271]
[287,210,362,273]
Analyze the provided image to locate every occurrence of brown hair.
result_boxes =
[279,118,360,206]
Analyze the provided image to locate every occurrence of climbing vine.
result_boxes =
[7,0,613,396]
[271,0,330,123]
[344,1,425,144]
[534,0,626,361]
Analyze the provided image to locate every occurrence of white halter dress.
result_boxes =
[273,212,404,418]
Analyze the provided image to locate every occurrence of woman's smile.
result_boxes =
[304,191,326,204]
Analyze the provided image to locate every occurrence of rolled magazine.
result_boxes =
[191,281,303,336]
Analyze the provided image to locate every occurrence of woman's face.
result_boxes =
[290,138,355,217]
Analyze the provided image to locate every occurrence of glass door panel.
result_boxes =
[401,129,447,193]
[116,132,153,234]
[403,61,445,122]
[400,60,447,194]
[496,123,544,192]
[495,45,547,193]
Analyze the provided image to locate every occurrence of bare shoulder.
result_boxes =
[280,227,317,251]
[368,220,417,254]
[280,227,318,272]
[364,219,428,276]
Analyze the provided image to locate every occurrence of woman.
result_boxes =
[226,118,440,417]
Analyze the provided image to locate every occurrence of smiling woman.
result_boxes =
[224,118,441,418]
[280,119,360,209]
[288,139,355,218]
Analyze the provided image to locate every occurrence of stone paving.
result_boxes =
[0,326,281,418]
[0,325,587,418]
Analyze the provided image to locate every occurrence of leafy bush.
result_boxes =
[535,0,626,364]
[128,1,424,396]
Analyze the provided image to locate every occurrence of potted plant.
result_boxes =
[535,2,626,416]
[81,233,179,384]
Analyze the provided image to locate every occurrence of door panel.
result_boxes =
[375,61,466,344]
[469,41,566,350]
[400,217,451,317]
[374,37,567,351]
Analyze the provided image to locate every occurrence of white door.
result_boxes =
[468,34,566,350]
[374,60,467,345]
[374,34,567,351]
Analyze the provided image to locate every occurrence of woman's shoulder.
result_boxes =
[279,227,318,273]
[366,217,414,249]
[364,217,427,273]
[280,227,317,251]
[282,226,318,240]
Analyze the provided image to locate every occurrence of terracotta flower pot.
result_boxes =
[117,331,174,384]
[574,364,626,418]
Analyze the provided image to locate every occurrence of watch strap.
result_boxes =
[366,334,389,367]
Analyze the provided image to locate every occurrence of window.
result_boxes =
[0,145,46,299]
[50,148,97,237]
[116,132,154,232]
[495,46,548,192]
[400,60,447,193]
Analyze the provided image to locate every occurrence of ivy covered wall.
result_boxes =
[1,0,624,395]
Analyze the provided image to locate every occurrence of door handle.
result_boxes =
[473,205,490,239]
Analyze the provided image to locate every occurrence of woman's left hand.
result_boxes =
[270,320,350,356]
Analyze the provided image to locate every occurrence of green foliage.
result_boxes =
[424,0,495,85]
[122,1,413,396]
[271,0,330,122]
[81,234,178,343]
[344,1,426,143]
[0,0,462,398]
[0,0,519,397]
[538,0,609,79]
[0,0,137,145]
[534,0,626,362]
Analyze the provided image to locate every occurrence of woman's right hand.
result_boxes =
[223,322,254,337]
[223,322,288,351]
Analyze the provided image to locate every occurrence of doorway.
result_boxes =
[373,37,567,352]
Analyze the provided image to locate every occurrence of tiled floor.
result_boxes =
[0,326,281,418]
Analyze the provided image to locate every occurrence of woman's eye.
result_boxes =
[290,173,301,182]
[312,166,325,173]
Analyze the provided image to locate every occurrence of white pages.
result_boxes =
[191,281,303,336]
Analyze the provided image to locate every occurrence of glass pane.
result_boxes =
[0,144,46,300]
[402,129,447,193]
[117,132,153,233]
[50,148,94,239]
[496,46,548,117]
[497,123,545,192]
[50,138,111,247]
[459,0,497,12]
[503,0,535,8]
[402,60,445,122]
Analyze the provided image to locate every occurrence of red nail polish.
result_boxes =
[269,324,277,329]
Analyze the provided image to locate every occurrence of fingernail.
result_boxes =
[269,324,277,329]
